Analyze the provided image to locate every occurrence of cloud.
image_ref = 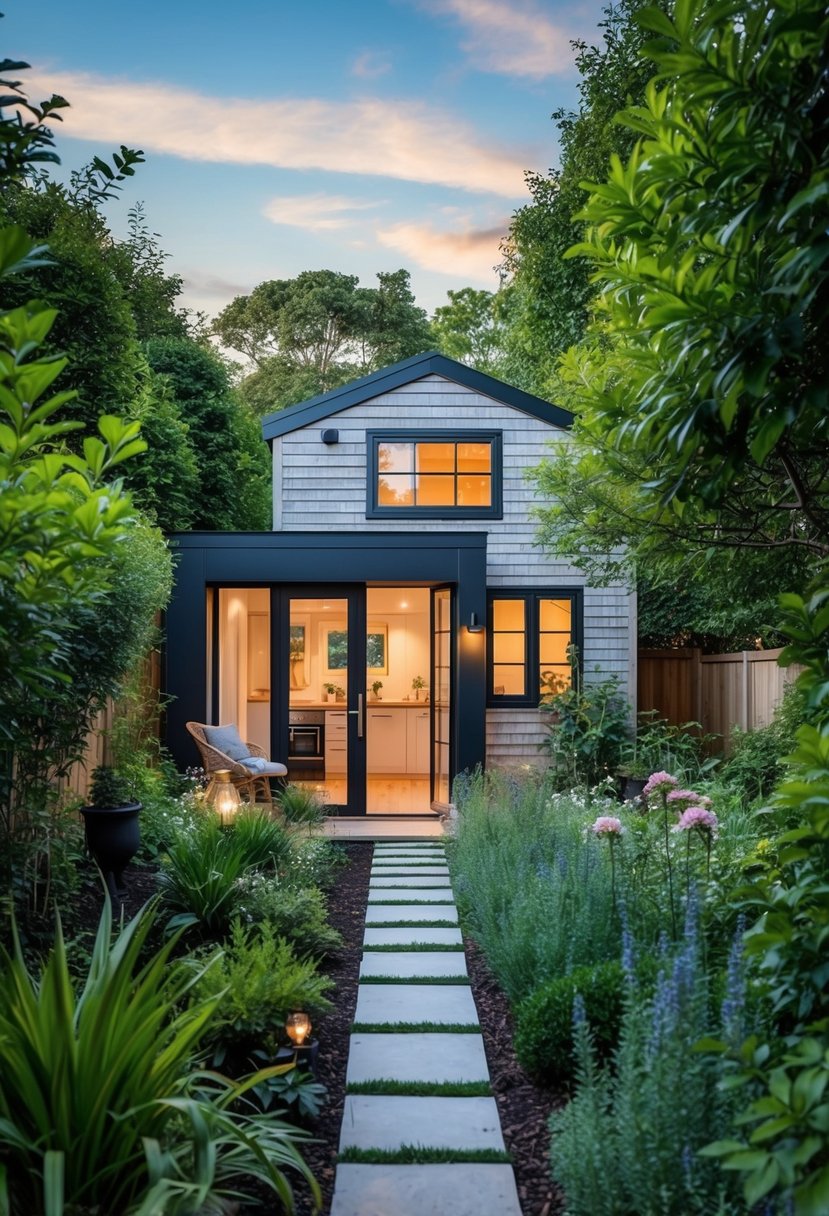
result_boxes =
[27,70,531,197]
[376,217,508,281]
[422,0,575,78]
[263,193,384,231]
[351,50,392,79]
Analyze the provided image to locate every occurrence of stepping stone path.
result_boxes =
[330,841,522,1216]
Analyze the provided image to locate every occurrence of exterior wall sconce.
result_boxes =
[467,611,484,633]
[321,428,339,445]
[207,768,241,826]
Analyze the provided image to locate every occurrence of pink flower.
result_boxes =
[591,816,624,837]
[667,789,700,810]
[642,771,679,799]
[673,806,719,838]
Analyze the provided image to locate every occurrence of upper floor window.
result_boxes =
[367,430,502,519]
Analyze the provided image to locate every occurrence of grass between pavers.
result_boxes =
[362,943,465,952]
[359,975,470,985]
[370,862,448,868]
[367,899,455,906]
[369,882,452,888]
[352,1021,480,1033]
[367,920,458,928]
[338,1146,511,1165]
[346,1080,492,1097]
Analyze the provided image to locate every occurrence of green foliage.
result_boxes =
[516,960,626,1084]
[145,336,270,530]
[249,1062,327,1119]
[431,287,507,374]
[213,267,432,412]
[0,898,318,1214]
[550,920,744,1216]
[278,782,327,827]
[236,876,343,958]
[620,712,718,784]
[192,919,333,1055]
[500,0,660,396]
[230,807,296,871]
[542,666,631,788]
[720,684,806,805]
[450,773,624,1002]
[87,765,134,809]
[158,816,253,937]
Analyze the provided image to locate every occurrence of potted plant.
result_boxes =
[80,766,142,902]
[323,682,337,704]
[334,685,346,702]
[370,680,383,701]
[411,675,426,701]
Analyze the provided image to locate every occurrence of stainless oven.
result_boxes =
[288,710,325,778]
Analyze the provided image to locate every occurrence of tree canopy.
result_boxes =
[213,267,432,412]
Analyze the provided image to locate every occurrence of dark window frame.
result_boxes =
[366,429,503,520]
[486,588,583,707]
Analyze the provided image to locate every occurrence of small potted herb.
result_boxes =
[370,680,383,701]
[323,682,337,704]
[80,766,142,902]
[411,675,426,701]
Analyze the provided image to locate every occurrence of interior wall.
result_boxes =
[217,587,270,751]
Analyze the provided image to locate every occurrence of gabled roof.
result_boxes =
[260,350,573,442]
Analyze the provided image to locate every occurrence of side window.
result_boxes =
[367,431,502,518]
[488,592,580,706]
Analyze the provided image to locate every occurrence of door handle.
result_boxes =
[349,693,364,738]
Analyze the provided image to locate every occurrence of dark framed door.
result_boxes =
[277,586,367,815]
[430,585,454,807]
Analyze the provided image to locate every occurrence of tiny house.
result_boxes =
[164,351,635,816]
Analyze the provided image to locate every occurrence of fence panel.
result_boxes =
[638,647,800,749]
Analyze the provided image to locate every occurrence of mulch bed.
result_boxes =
[62,841,564,1216]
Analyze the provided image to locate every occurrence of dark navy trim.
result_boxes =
[486,588,584,708]
[366,430,503,520]
[260,350,573,442]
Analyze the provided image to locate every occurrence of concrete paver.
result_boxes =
[360,951,468,979]
[368,887,453,903]
[363,926,463,947]
[365,903,457,924]
[354,983,478,1025]
[339,1095,505,1152]
[331,1164,522,1216]
[346,1033,487,1084]
[370,873,451,886]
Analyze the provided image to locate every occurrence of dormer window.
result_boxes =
[367,430,502,518]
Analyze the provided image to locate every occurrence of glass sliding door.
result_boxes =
[431,586,453,807]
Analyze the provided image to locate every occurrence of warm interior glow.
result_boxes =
[286,1012,312,1046]
[377,440,492,508]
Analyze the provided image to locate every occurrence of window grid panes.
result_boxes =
[375,437,494,512]
[488,593,577,706]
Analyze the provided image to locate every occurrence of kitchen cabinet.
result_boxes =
[366,707,407,774]
[325,710,347,775]
[406,707,430,775]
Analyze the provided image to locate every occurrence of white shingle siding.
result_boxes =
[271,373,633,766]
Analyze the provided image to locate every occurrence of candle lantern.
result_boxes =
[285,1011,312,1047]
[207,769,241,826]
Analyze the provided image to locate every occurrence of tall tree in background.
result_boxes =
[431,287,508,376]
[213,267,432,413]
[500,0,660,398]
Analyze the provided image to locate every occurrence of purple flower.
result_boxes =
[673,806,719,838]
[590,815,623,836]
[667,788,700,811]
[642,771,679,799]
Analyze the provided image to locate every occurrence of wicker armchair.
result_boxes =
[186,721,287,808]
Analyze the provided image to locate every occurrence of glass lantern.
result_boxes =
[285,1011,312,1047]
[208,769,241,826]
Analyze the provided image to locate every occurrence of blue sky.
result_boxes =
[8,0,606,319]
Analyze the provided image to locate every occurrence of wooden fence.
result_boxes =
[638,647,800,748]
[57,647,162,801]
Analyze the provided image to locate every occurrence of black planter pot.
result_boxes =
[80,802,142,902]
[621,776,648,802]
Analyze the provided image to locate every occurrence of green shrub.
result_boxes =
[0,898,318,1214]
[281,837,345,890]
[158,815,252,937]
[720,682,805,805]
[231,807,296,870]
[237,875,343,957]
[540,660,631,789]
[278,783,327,827]
[192,919,334,1055]
[516,961,625,1084]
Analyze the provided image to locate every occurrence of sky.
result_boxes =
[7,0,607,321]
